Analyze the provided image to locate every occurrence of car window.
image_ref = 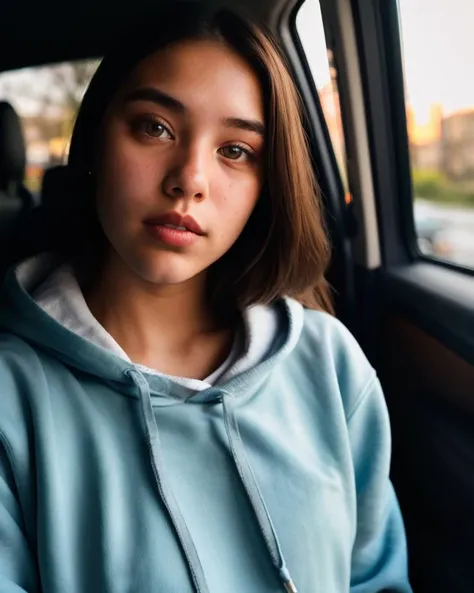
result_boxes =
[398,0,474,268]
[0,59,100,195]
[296,0,349,199]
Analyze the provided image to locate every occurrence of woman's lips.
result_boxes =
[143,210,205,248]
[144,223,201,247]
[144,211,204,235]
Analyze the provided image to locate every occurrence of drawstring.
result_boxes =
[126,369,297,593]
[126,369,210,593]
[221,391,298,593]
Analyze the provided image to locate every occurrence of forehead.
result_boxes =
[122,39,264,120]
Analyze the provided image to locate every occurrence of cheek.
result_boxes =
[97,138,160,222]
[212,176,261,243]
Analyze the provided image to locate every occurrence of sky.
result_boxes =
[398,0,474,121]
[296,0,332,91]
[296,0,474,123]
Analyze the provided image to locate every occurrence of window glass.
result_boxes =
[398,0,474,267]
[0,59,100,195]
[296,0,349,200]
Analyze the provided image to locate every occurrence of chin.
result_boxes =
[130,252,206,287]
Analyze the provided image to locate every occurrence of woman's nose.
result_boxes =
[162,147,209,202]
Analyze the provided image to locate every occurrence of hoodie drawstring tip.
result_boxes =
[280,566,297,593]
[283,579,298,593]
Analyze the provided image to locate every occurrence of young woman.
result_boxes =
[0,4,411,592]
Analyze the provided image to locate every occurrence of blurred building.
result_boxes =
[318,74,346,184]
[406,104,443,171]
[441,109,474,182]
[407,103,474,183]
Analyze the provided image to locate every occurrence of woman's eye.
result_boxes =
[134,118,172,139]
[219,145,253,161]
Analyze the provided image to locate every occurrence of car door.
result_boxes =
[277,0,474,591]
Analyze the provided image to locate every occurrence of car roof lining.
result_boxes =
[0,0,290,73]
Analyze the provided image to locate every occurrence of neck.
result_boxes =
[84,250,236,378]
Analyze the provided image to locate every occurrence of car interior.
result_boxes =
[1,0,473,591]
[0,101,34,247]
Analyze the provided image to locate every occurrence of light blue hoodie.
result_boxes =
[0,257,411,593]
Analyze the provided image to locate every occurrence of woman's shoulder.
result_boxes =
[297,308,378,419]
[0,332,44,494]
[0,330,43,369]
[0,331,44,416]
[301,308,368,357]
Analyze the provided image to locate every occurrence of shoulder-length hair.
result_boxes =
[56,2,333,314]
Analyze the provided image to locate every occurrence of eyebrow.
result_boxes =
[124,87,265,136]
[124,87,185,113]
[223,117,265,137]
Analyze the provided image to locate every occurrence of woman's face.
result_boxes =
[97,39,265,287]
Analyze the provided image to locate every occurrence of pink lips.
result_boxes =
[143,211,204,248]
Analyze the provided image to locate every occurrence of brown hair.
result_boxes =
[58,2,333,314]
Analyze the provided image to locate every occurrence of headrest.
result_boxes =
[41,165,69,209]
[0,101,26,189]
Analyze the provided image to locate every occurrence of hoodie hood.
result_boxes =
[0,255,304,593]
[0,255,304,399]
[31,258,284,391]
